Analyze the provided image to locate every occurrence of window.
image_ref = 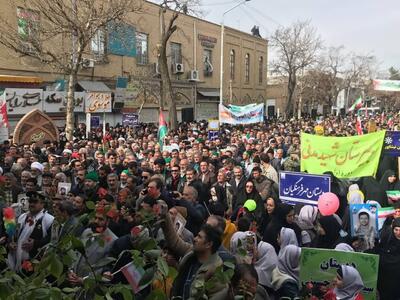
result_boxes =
[245,53,250,83]
[170,42,182,65]
[136,32,148,64]
[258,56,263,84]
[203,49,213,76]
[91,29,106,57]
[230,49,235,80]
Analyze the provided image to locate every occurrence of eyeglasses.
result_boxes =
[142,176,149,179]
[171,169,179,172]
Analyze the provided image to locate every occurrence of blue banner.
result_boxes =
[122,113,139,127]
[208,130,219,141]
[383,131,400,156]
[279,171,331,206]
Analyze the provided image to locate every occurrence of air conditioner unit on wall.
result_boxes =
[189,70,199,81]
[173,63,184,74]
[81,58,95,68]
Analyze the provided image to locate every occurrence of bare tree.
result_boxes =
[0,0,141,140]
[300,47,376,112]
[157,0,200,130]
[270,20,322,117]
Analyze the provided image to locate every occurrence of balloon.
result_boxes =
[318,192,339,216]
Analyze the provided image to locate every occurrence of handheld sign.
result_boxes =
[279,171,331,206]
[300,248,379,300]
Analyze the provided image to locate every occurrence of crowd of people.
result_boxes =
[0,113,400,300]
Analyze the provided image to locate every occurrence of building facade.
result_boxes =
[0,0,268,129]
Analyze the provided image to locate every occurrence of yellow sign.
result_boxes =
[301,131,385,178]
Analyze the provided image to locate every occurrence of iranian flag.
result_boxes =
[158,110,168,150]
[0,103,9,128]
[378,207,395,218]
[386,190,400,204]
[349,96,364,112]
[118,262,145,293]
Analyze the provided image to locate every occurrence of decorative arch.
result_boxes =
[175,91,191,105]
[13,109,59,146]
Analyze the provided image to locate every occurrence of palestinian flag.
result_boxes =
[386,190,400,204]
[158,110,167,150]
[349,96,364,112]
[378,207,395,218]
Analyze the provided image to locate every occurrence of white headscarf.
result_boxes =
[334,265,364,300]
[296,205,318,230]
[335,243,354,252]
[277,244,301,284]
[279,227,298,255]
[254,241,278,288]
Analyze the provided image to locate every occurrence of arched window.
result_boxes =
[245,53,250,83]
[258,56,263,84]
[229,49,235,80]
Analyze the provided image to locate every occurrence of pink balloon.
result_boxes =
[318,192,340,216]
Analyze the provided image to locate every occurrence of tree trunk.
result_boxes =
[286,75,296,117]
[159,42,177,130]
[65,72,77,141]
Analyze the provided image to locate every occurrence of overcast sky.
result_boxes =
[200,0,399,71]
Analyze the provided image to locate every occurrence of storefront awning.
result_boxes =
[197,90,219,97]
[0,75,42,83]
[77,80,111,92]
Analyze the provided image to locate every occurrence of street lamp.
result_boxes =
[219,0,251,105]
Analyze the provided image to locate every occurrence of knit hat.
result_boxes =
[243,199,257,212]
[85,171,99,182]
[31,162,44,172]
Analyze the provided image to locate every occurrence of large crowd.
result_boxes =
[1,113,400,300]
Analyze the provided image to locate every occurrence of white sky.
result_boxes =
[199,0,400,71]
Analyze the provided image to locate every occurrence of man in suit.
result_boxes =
[271,148,285,172]
[229,166,247,196]
[199,160,216,190]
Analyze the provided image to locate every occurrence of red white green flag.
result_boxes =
[349,96,364,112]
[158,110,168,149]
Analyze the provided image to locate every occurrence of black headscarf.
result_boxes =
[379,170,400,191]
[262,203,302,252]
[377,218,400,300]
[313,215,342,249]
[361,176,388,207]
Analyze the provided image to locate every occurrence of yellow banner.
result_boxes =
[301,131,385,178]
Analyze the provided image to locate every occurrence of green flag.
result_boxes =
[301,131,385,178]
[158,110,167,149]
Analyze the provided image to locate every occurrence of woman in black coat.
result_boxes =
[361,176,389,207]
[379,169,400,191]
[377,218,400,300]
[312,215,342,249]
[262,203,302,253]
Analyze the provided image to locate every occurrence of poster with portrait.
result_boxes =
[174,213,186,236]
[350,204,378,249]
[58,182,71,197]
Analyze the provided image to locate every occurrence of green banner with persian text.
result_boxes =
[301,131,385,178]
[299,248,379,300]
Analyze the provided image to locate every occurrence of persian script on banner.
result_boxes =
[300,248,379,300]
[301,131,385,178]
[219,103,263,125]
[279,171,331,206]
